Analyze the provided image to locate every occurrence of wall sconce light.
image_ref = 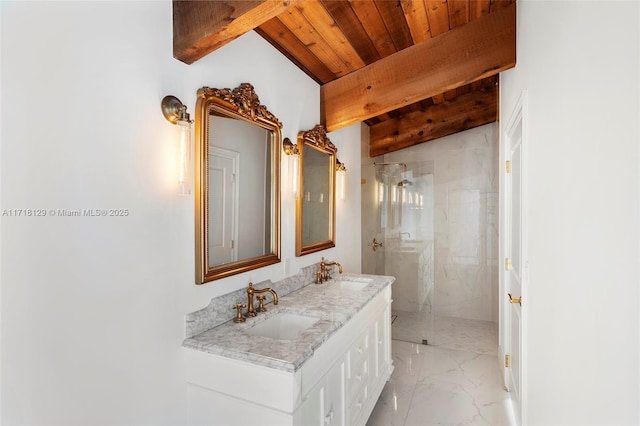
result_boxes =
[161,95,192,196]
[336,159,347,200]
[283,137,300,198]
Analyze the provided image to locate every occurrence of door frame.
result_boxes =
[499,90,528,425]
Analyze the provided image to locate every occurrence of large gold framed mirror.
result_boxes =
[195,83,281,283]
[295,125,337,256]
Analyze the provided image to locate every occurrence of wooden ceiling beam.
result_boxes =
[255,17,335,84]
[172,0,300,65]
[321,2,515,132]
[368,83,497,157]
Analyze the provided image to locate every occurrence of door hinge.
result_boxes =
[505,354,511,368]
[231,240,234,249]
[505,160,511,173]
[505,257,512,271]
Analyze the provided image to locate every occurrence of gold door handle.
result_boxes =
[508,293,522,305]
[370,237,384,252]
[505,258,512,270]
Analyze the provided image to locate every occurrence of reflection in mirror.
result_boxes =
[195,84,281,283]
[302,145,331,245]
[208,115,273,265]
[296,125,337,256]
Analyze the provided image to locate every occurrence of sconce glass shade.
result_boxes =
[177,120,192,196]
[290,153,299,199]
[336,159,347,200]
[161,95,192,195]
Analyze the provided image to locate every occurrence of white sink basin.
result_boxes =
[331,280,370,291]
[405,239,427,244]
[246,312,319,340]
[394,246,416,252]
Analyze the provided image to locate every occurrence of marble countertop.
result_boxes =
[182,273,394,373]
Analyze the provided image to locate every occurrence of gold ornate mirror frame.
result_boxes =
[296,124,337,256]
[195,83,282,283]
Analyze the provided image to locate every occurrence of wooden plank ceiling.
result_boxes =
[173,0,516,156]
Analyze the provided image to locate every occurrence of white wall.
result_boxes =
[0,1,362,424]
[500,1,640,424]
[329,123,363,275]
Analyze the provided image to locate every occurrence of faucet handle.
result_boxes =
[256,295,267,312]
[232,304,247,323]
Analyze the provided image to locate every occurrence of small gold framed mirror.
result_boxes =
[195,83,282,283]
[295,125,337,256]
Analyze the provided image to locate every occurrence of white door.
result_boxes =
[502,91,527,424]
[209,148,239,266]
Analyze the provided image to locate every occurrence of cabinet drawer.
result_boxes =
[348,332,368,373]
[347,353,368,404]
[348,384,369,426]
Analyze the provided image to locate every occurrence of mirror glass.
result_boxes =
[296,125,336,256]
[195,84,281,283]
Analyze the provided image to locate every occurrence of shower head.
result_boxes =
[374,162,414,187]
[397,169,413,187]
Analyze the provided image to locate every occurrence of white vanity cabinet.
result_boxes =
[345,301,392,426]
[184,284,392,426]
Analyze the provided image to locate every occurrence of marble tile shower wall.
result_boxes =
[385,124,499,323]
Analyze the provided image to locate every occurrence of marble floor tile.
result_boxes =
[366,377,415,426]
[404,378,509,426]
[368,333,510,426]
[430,316,498,356]
[392,311,498,356]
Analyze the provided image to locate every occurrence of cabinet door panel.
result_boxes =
[300,382,324,426]
[325,360,345,426]
[374,306,391,378]
[300,359,346,426]
[373,310,391,378]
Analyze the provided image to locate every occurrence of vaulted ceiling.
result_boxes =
[172,0,516,156]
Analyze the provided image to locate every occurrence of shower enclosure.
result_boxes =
[362,162,435,345]
[361,125,500,351]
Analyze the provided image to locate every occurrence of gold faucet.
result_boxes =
[316,257,343,284]
[246,282,278,317]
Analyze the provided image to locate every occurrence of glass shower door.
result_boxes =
[362,162,435,345]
